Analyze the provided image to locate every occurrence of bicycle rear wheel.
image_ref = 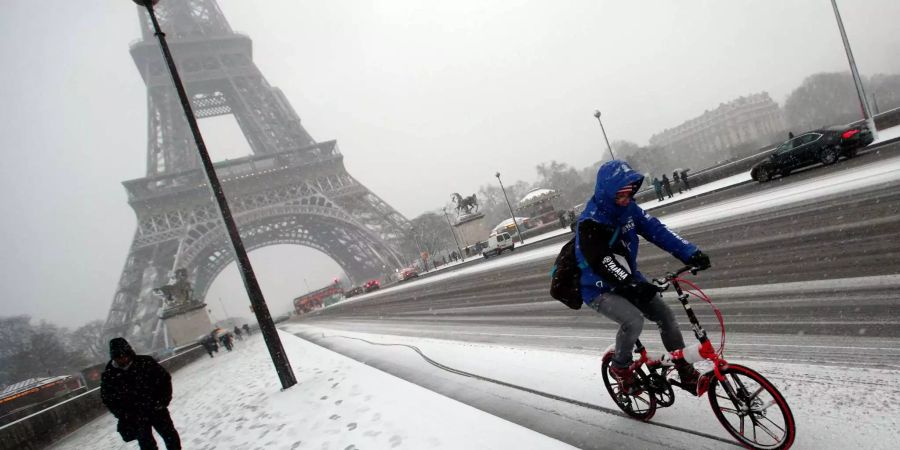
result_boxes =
[708,364,795,449]
[601,352,657,421]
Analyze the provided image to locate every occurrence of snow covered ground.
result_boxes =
[50,332,576,450]
[283,323,900,450]
[52,325,899,449]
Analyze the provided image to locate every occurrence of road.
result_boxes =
[300,141,900,343]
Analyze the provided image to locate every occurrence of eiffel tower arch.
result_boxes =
[104,0,412,351]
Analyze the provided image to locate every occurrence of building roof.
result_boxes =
[492,217,529,233]
[0,376,70,402]
[517,188,559,208]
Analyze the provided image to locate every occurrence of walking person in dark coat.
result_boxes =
[651,177,664,202]
[101,338,181,450]
[233,326,243,341]
[242,323,251,336]
[680,170,691,190]
[200,336,216,358]
[672,171,683,194]
[661,174,674,199]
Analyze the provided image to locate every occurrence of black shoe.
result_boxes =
[673,364,700,394]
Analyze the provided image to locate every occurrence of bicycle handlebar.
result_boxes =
[652,265,706,287]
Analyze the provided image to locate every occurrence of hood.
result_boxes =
[593,160,644,204]
[109,337,136,360]
[580,160,644,224]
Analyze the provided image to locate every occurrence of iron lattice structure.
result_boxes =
[104,0,411,351]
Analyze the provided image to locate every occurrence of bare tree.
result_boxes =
[784,72,863,132]
[409,212,455,262]
[534,161,593,209]
[0,316,90,386]
[70,320,107,363]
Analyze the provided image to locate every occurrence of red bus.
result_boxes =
[293,282,344,314]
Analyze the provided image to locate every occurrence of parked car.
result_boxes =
[399,267,419,281]
[344,286,365,298]
[363,279,381,292]
[751,125,873,182]
[482,232,515,258]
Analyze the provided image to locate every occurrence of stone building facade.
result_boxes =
[649,93,785,154]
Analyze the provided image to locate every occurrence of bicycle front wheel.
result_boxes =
[708,364,796,449]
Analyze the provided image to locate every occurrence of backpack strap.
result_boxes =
[608,225,621,247]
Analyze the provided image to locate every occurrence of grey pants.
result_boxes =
[589,292,686,368]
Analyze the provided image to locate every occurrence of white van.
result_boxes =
[482,232,515,258]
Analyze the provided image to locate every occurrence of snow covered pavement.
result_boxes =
[51,323,900,449]
[50,332,575,450]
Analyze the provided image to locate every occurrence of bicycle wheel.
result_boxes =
[708,364,796,449]
[601,352,657,421]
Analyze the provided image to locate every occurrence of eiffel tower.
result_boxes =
[104,0,411,351]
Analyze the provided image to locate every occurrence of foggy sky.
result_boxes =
[1,0,898,328]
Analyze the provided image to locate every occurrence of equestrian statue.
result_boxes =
[451,193,479,216]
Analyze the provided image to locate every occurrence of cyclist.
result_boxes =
[575,160,710,393]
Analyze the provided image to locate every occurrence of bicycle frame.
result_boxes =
[632,265,726,396]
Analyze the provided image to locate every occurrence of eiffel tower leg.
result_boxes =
[103,233,181,352]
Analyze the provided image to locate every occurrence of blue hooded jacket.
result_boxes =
[575,160,697,304]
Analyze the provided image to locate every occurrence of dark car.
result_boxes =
[751,125,873,182]
[344,286,365,298]
[363,279,381,292]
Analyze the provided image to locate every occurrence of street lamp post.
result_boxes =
[131,0,296,389]
[593,110,616,161]
[442,208,465,261]
[829,0,878,139]
[494,172,525,245]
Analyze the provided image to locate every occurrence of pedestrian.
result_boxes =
[219,332,234,351]
[242,323,251,336]
[233,326,243,341]
[661,174,674,199]
[788,131,794,140]
[200,336,216,358]
[574,160,710,394]
[680,170,691,190]
[101,337,182,450]
[672,171,683,194]
[652,177,664,202]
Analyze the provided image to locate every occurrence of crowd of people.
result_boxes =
[199,324,252,358]
[650,170,691,201]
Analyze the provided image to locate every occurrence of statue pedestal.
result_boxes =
[453,213,489,251]
[161,304,212,348]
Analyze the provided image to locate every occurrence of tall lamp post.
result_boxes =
[829,0,878,139]
[131,0,295,389]
[441,208,465,260]
[495,172,525,244]
[593,110,616,161]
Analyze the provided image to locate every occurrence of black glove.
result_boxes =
[615,280,660,304]
[687,250,711,270]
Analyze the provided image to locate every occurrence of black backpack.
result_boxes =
[549,237,583,310]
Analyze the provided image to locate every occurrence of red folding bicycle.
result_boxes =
[600,266,796,449]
